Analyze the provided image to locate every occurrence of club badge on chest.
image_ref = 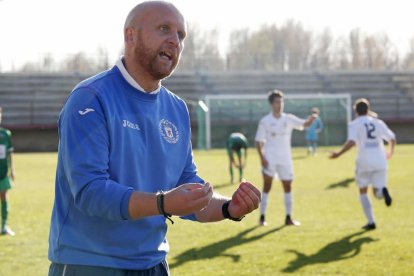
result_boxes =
[159,119,179,144]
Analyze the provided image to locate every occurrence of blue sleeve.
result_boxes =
[178,152,204,221]
[176,145,205,185]
[176,104,205,222]
[177,140,205,222]
[176,102,204,186]
[318,118,324,131]
[59,88,133,221]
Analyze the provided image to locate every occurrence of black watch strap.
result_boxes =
[222,200,244,221]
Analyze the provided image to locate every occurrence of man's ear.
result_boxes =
[125,28,135,44]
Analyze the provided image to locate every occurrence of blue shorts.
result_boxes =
[48,260,169,276]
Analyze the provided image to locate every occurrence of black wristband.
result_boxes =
[222,200,244,221]
[156,192,174,224]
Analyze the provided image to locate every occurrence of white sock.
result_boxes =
[260,192,269,215]
[375,188,383,199]
[284,192,292,216]
[359,194,375,224]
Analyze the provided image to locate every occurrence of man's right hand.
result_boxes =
[164,182,213,216]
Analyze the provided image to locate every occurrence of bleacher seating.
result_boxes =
[0,74,82,127]
[199,72,324,95]
[1,71,414,128]
[320,71,414,120]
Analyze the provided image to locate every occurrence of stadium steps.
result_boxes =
[200,72,323,95]
[0,74,78,127]
[1,71,414,128]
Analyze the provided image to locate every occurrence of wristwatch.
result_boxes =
[222,200,244,221]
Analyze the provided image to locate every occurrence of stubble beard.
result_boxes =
[135,36,179,81]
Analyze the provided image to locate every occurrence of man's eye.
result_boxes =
[160,26,169,31]
[178,32,186,41]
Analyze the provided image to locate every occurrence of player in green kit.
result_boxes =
[0,107,15,236]
[227,133,248,184]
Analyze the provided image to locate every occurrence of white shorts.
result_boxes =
[262,164,294,181]
[355,169,387,189]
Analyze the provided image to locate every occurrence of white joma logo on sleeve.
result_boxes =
[78,108,95,115]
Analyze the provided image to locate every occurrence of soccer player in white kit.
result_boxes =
[330,98,396,230]
[255,90,316,226]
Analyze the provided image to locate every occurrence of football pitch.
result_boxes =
[1,145,413,275]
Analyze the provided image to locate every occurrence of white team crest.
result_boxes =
[159,119,179,144]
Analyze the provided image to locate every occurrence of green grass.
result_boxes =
[1,146,413,275]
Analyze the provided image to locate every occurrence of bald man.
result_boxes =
[48,2,261,275]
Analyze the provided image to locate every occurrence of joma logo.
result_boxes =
[123,120,140,130]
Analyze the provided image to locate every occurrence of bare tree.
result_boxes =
[8,20,412,73]
[403,38,414,69]
[42,53,55,72]
[19,62,42,73]
[227,22,312,71]
[283,20,312,71]
[60,52,97,73]
[349,29,363,69]
[248,25,276,70]
[363,33,398,69]
[96,47,110,71]
[331,38,350,70]
[311,28,333,70]
[226,28,252,70]
[178,24,225,72]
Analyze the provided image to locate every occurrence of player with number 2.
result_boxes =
[330,98,396,230]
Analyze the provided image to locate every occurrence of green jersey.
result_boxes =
[0,128,13,180]
[227,133,248,156]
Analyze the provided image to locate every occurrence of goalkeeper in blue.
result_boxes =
[47,2,261,276]
[226,133,248,183]
[305,107,324,155]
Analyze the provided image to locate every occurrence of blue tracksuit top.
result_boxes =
[305,117,324,141]
[48,66,204,270]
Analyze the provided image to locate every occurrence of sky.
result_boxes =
[0,0,413,71]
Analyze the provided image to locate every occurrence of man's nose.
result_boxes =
[167,32,180,47]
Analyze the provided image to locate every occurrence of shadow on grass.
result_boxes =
[282,230,378,273]
[169,225,285,269]
[292,155,307,160]
[325,177,355,190]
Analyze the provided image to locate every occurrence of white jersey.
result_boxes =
[348,115,395,171]
[255,112,305,165]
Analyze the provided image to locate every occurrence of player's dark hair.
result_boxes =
[354,98,369,115]
[268,89,284,104]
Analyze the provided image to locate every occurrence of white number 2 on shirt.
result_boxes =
[364,123,376,139]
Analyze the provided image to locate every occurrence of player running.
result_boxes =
[226,133,248,183]
[255,90,316,226]
[330,98,396,230]
[0,107,15,236]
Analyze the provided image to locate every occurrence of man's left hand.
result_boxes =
[228,181,261,219]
